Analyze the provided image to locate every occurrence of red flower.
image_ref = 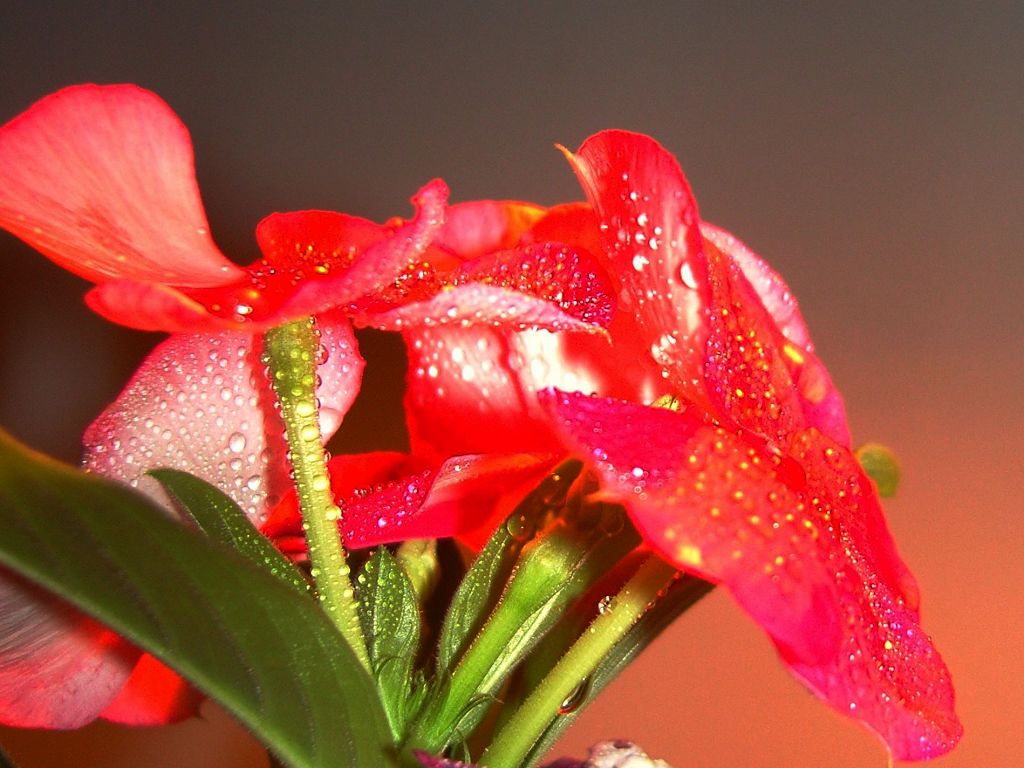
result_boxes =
[0,85,613,728]
[401,131,961,759]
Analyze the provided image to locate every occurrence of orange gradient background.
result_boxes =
[1,4,1020,767]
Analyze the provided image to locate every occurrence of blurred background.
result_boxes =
[0,2,1020,766]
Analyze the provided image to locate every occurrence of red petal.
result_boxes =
[264,451,552,550]
[99,653,201,725]
[0,571,137,728]
[92,181,447,332]
[702,222,813,349]
[261,451,415,538]
[82,311,364,526]
[0,85,242,286]
[404,327,565,460]
[85,280,223,332]
[341,453,554,548]
[566,131,711,407]
[542,390,960,759]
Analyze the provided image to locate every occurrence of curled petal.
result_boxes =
[271,180,449,320]
[703,244,808,445]
[0,84,241,286]
[0,570,136,728]
[82,311,363,526]
[261,451,417,539]
[85,280,223,333]
[541,390,960,759]
[702,222,813,350]
[342,453,553,548]
[566,131,710,406]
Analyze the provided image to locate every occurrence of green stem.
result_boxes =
[263,318,370,672]
[479,555,678,768]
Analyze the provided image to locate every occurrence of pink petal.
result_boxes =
[542,390,960,759]
[436,200,546,257]
[99,653,202,725]
[0,84,242,286]
[364,241,615,333]
[0,571,137,728]
[702,224,850,446]
[565,131,711,407]
[82,310,364,526]
[702,222,813,350]
[702,245,808,446]
[783,431,960,759]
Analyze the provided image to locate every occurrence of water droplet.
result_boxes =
[228,432,247,453]
[679,261,698,289]
[505,513,534,542]
[558,678,591,715]
[597,596,613,615]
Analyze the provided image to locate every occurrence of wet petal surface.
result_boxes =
[542,389,961,759]
[566,131,711,406]
[82,311,363,525]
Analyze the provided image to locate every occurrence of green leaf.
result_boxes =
[149,468,311,596]
[0,428,393,768]
[435,520,517,680]
[357,548,422,739]
[855,442,901,498]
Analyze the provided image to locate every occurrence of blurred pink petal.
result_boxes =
[0,572,136,728]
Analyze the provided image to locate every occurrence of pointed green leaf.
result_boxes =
[358,548,422,739]
[150,468,310,596]
[0,429,393,768]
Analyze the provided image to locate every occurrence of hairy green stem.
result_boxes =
[479,555,679,768]
[263,318,370,672]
